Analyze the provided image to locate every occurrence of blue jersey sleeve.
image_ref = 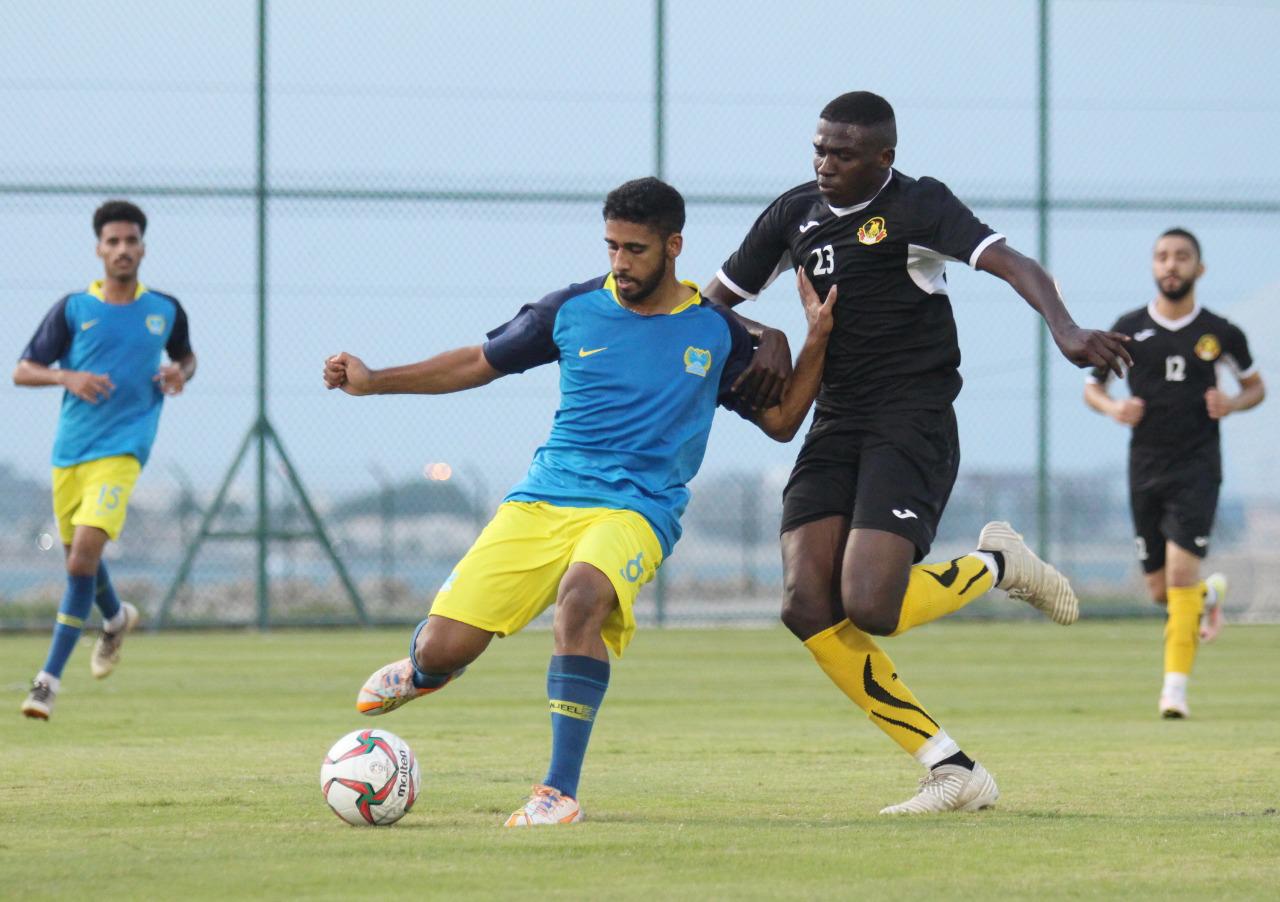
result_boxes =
[19,296,73,365]
[483,277,606,374]
[710,304,756,417]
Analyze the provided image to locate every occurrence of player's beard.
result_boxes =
[1157,274,1196,302]
[615,261,666,303]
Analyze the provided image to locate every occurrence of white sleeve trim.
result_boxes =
[969,233,1005,268]
[714,267,755,301]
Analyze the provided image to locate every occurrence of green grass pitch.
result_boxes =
[2,621,1278,899]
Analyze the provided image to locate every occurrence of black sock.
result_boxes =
[979,550,1006,585]
[933,750,975,771]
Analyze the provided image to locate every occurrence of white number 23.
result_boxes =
[809,244,835,276]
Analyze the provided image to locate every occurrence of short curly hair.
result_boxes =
[93,200,147,237]
[602,177,685,236]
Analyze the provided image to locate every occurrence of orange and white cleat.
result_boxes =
[503,784,584,827]
[355,658,462,715]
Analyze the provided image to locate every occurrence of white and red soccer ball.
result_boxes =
[320,728,420,826]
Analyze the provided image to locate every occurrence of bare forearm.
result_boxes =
[758,332,828,441]
[1231,380,1266,412]
[367,346,500,395]
[1083,382,1119,416]
[13,360,66,388]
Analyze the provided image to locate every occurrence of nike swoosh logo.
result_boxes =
[798,220,821,233]
[892,509,918,520]
[1194,536,1208,548]
[81,319,99,331]
[578,347,607,358]
[1134,329,1156,342]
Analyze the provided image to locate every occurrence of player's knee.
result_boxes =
[64,548,99,578]
[414,625,469,673]
[780,582,832,640]
[554,586,612,645]
[845,601,899,637]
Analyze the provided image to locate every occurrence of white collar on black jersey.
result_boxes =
[1147,300,1201,331]
[826,170,894,217]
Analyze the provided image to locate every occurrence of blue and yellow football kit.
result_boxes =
[19,281,193,541]
[429,274,753,655]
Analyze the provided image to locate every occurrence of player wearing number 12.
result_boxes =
[1084,228,1265,718]
[14,200,197,720]
[325,178,835,826]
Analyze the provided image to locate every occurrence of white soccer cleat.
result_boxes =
[1200,573,1227,642]
[879,762,999,815]
[90,602,140,679]
[1159,691,1190,719]
[503,784,584,827]
[20,680,56,720]
[356,657,462,715]
[979,521,1079,625]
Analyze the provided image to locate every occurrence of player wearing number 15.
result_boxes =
[14,200,197,720]
[1084,228,1265,718]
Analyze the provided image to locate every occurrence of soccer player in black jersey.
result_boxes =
[705,91,1132,814]
[1084,228,1265,719]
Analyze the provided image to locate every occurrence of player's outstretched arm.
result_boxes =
[323,345,502,397]
[704,276,793,412]
[977,242,1132,377]
[755,271,834,442]
[13,358,115,403]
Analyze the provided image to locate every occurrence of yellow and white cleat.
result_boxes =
[356,657,462,715]
[90,602,140,679]
[503,784,584,827]
[979,521,1079,625]
[879,762,999,815]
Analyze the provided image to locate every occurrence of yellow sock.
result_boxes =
[1164,584,1204,676]
[892,554,995,636]
[803,619,958,765]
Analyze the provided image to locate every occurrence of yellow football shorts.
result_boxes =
[51,454,142,545]
[428,500,664,657]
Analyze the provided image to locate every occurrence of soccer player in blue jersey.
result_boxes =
[15,200,196,720]
[324,177,834,826]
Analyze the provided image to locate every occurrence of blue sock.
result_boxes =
[94,562,121,621]
[407,618,459,690]
[41,574,97,679]
[542,654,610,799]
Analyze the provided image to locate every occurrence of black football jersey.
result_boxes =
[1089,304,1255,468]
[716,169,1002,415]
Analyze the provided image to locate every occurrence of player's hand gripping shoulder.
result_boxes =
[754,270,835,442]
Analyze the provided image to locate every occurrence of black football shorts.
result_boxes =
[1129,463,1220,573]
[781,407,960,562]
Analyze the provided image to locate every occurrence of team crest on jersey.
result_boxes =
[145,314,166,336]
[683,346,711,377]
[857,216,888,245]
[1194,334,1221,362]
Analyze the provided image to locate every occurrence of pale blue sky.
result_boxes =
[2,0,1277,504]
